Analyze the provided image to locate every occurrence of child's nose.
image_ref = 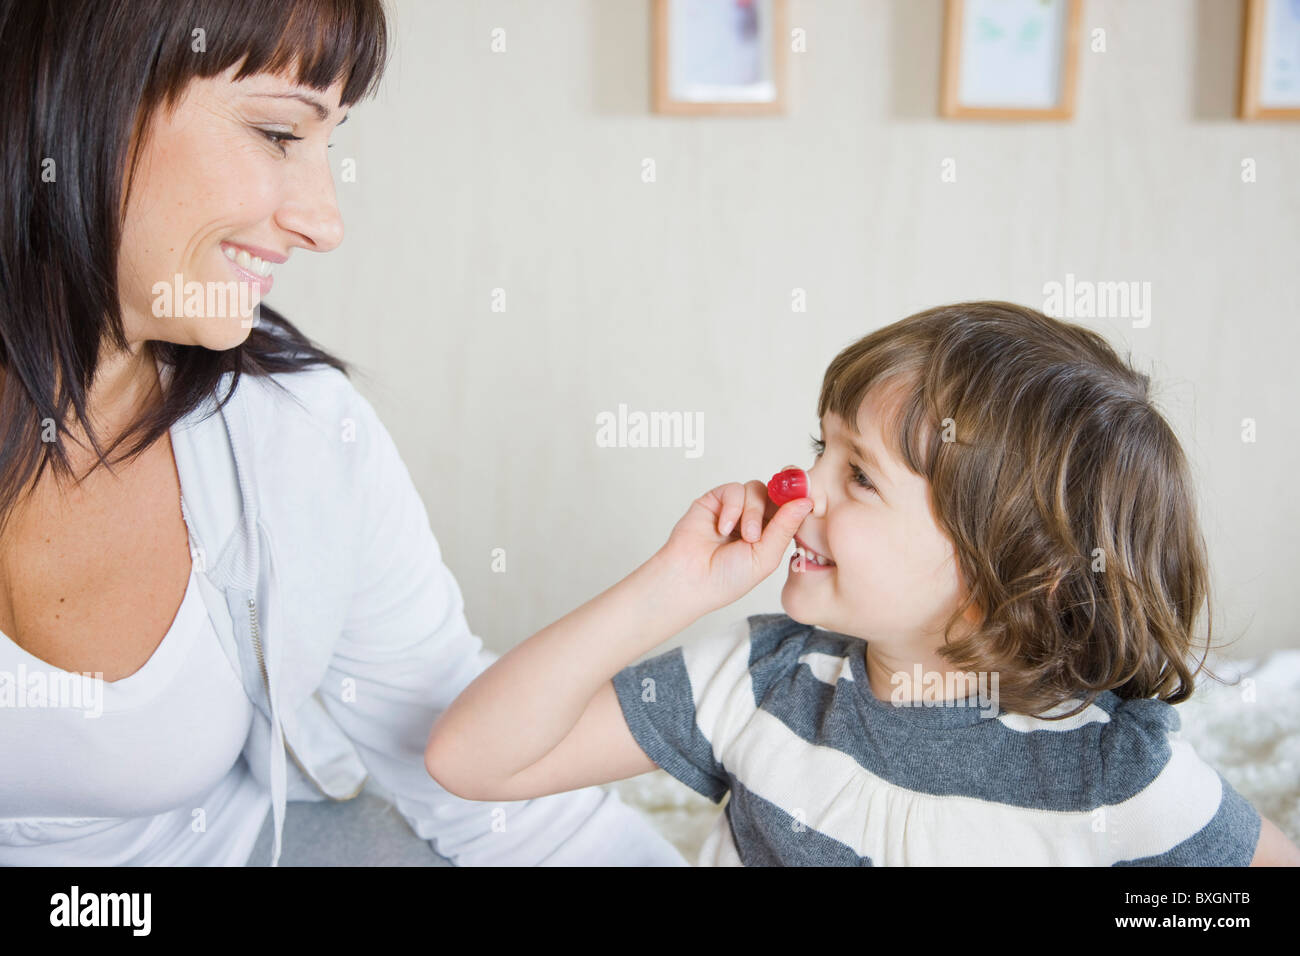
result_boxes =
[805,464,828,519]
[780,463,827,519]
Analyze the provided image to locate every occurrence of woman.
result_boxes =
[0,0,686,867]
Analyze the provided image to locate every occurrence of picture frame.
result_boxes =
[1240,0,1300,119]
[941,0,1082,120]
[652,0,788,115]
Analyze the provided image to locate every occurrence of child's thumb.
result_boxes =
[756,499,813,569]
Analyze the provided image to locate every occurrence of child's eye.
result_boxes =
[850,463,876,493]
[809,435,825,458]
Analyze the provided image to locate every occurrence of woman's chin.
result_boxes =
[184,316,259,351]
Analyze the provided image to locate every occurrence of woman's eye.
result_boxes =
[257,128,303,153]
[809,435,825,459]
[850,464,876,493]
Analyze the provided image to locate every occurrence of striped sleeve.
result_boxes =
[1102,699,1263,867]
[1112,757,1262,867]
[610,617,756,804]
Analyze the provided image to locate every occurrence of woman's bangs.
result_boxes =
[153,0,388,109]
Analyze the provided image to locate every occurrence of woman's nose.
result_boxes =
[277,159,344,253]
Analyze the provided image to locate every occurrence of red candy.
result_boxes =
[766,467,809,506]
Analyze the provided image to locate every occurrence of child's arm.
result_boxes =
[424,480,812,802]
[1250,815,1300,866]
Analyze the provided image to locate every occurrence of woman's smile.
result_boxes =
[219,241,286,296]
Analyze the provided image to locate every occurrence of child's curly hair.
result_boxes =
[818,301,1222,718]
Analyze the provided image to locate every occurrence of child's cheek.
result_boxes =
[833,516,890,575]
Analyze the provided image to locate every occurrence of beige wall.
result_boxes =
[277,0,1299,661]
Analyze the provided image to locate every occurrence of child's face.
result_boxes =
[781,391,978,647]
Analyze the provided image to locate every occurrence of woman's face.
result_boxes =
[117,63,349,350]
[781,388,979,647]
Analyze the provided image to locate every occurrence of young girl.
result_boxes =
[425,301,1298,866]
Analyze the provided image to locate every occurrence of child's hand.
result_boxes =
[655,480,814,616]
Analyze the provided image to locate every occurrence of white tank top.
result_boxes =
[0,553,270,865]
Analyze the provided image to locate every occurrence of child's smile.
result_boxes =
[792,533,835,569]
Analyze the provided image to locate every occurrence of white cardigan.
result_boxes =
[162,353,686,867]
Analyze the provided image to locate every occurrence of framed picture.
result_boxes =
[652,0,787,115]
[941,0,1082,120]
[1240,0,1300,119]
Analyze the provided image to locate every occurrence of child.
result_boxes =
[425,300,1299,866]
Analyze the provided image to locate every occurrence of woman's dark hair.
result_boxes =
[0,0,388,531]
[818,301,1224,717]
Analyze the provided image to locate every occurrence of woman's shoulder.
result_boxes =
[228,359,396,462]
[221,362,408,515]
[237,361,361,430]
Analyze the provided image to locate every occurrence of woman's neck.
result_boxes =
[63,340,162,476]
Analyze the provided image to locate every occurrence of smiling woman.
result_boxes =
[0,0,384,510]
[0,0,689,869]
[0,0,383,868]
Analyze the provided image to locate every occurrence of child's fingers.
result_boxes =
[755,498,813,570]
[716,482,745,536]
[739,480,768,542]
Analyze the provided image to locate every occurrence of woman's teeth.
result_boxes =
[223,245,274,277]
[795,546,834,567]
